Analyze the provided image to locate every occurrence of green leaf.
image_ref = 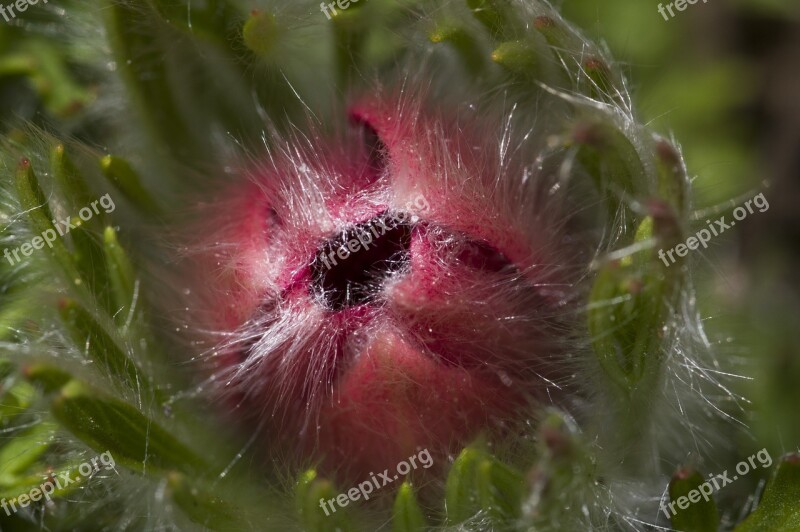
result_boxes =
[0,359,13,381]
[0,54,34,77]
[332,8,370,87]
[429,22,484,75]
[667,468,720,532]
[58,298,150,395]
[70,225,110,310]
[569,122,645,232]
[588,259,665,392]
[0,460,94,503]
[50,144,97,216]
[50,144,111,302]
[533,17,621,98]
[26,39,92,117]
[243,10,281,58]
[0,380,36,425]
[103,1,196,159]
[52,381,205,476]
[736,453,800,531]
[587,211,677,396]
[17,148,115,304]
[22,363,72,394]
[522,411,604,529]
[654,137,689,216]
[295,468,353,532]
[445,447,483,524]
[476,456,524,521]
[147,0,236,45]
[168,472,254,530]
[465,0,520,40]
[0,298,36,342]
[392,481,427,532]
[445,446,523,526]
[14,158,83,287]
[1,40,92,117]
[0,422,55,486]
[492,40,540,80]
[532,16,568,48]
[104,226,138,327]
[99,155,160,215]
[583,57,616,101]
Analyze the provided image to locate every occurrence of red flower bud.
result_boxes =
[196,92,574,482]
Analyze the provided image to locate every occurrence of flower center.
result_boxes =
[311,211,413,310]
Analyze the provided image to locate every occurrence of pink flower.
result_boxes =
[197,91,575,482]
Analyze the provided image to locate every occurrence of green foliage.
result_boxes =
[58,299,151,394]
[295,469,353,531]
[445,446,524,527]
[667,468,720,532]
[392,482,428,532]
[52,381,205,475]
[736,454,800,531]
[0,0,793,529]
[99,156,161,215]
[167,472,256,530]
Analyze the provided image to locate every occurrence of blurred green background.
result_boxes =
[561,0,800,463]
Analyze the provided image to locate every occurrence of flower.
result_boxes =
[201,94,573,480]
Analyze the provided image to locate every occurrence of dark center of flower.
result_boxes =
[311,211,413,310]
